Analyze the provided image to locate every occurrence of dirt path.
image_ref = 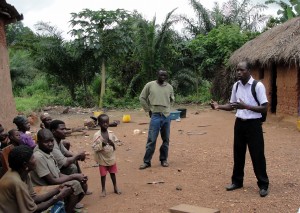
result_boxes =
[33,106,300,213]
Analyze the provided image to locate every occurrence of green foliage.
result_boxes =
[102,88,140,109]
[188,25,250,80]
[5,22,36,48]
[7,6,266,112]
[70,9,134,107]
[182,0,268,37]
[175,80,212,104]
[131,9,178,92]
[15,76,72,113]
[265,0,300,25]
[9,49,40,95]
[31,22,99,104]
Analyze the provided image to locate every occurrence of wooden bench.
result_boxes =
[169,204,220,213]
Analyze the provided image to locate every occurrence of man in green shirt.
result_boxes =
[139,70,175,169]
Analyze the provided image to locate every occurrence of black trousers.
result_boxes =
[232,118,269,189]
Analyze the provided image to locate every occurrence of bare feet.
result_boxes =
[101,190,106,197]
[114,188,122,195]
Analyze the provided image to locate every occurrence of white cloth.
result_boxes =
[230,76,268,119]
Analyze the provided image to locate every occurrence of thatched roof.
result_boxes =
[0,0,23,24]
[229,17,300,67]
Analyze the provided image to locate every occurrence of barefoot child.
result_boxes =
[92,114,121,197]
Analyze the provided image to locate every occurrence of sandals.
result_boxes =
[85,191,93,195]
[161,161,169,167]
[139,163,151,170]
[75,203,84,209]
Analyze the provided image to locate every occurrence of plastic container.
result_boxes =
[177,108,187,118]
[122,114,131,123]
[93,111,103,118]
[170,111,181,120]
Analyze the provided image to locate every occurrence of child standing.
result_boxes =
[92,114,121,197]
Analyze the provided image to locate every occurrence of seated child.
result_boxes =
[8,129,22,147]
[92,114,121,197]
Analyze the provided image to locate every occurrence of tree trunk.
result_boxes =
[99,60,106,108]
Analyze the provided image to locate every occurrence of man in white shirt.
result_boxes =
[211,60,269,197]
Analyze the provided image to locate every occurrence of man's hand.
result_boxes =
[76,151,86,161]
[72,173,88,183]
[148,111,152,118]
[230,99,249,110]
[57,186,73,200]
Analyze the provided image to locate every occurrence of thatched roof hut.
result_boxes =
[229,17,300,67]
[229,17,300,117]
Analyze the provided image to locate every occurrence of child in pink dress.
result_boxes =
[92,114,121,197]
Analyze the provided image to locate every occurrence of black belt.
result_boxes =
[237,118,260,122]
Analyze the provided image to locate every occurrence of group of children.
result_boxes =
[0,113,121,199]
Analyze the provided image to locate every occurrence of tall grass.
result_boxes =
[15,76,72,114]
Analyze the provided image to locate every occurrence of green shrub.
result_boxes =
[176,80,212,104]
[15,76,72,113]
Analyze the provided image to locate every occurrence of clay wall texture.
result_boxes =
[252,64,299,116]
[0,19,17,130]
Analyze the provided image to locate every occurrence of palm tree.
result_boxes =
[181,0,213,37]
[265,0,300,23]
[182,0,268,37]
[129,8,178,93]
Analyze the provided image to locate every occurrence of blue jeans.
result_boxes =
[143,113,171,165]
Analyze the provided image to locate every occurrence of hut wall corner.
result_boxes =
[0,19,17,130]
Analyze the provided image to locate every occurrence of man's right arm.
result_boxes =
[43,172,86,185]
[139,83,150,112]
[210,100,234,111]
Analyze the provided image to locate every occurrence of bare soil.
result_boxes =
[32,106,300,213]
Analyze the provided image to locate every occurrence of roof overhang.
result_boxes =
[0,0,23,25]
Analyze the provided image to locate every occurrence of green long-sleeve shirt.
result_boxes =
[139,80,175,116]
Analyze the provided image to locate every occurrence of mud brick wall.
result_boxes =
[276,64,298,116]
[252,65,299,116]
[251,68,272,112]
[0,19,17,130]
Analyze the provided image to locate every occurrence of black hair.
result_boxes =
[8,129,18,137]
[37,128,53,143]
[8,145,33,171]
[157,69,167,74]
[241,59,252,70]
[49,120,65,131]
[97,114,109,124]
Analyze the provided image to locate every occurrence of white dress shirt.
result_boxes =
[230,76,268,119]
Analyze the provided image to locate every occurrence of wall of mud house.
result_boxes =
[0,19,17,130]
[251,63,299,116]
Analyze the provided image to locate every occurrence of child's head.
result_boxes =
[8,129,22,146]
[97,114,109,130]
[40,113,53,129]
[13,116,30,131]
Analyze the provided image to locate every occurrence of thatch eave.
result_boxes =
[229,17,300,68]
[0,0,23,24]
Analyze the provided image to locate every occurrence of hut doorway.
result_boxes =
[270,63,277,113]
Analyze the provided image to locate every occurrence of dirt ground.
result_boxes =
[31,105,300,213]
